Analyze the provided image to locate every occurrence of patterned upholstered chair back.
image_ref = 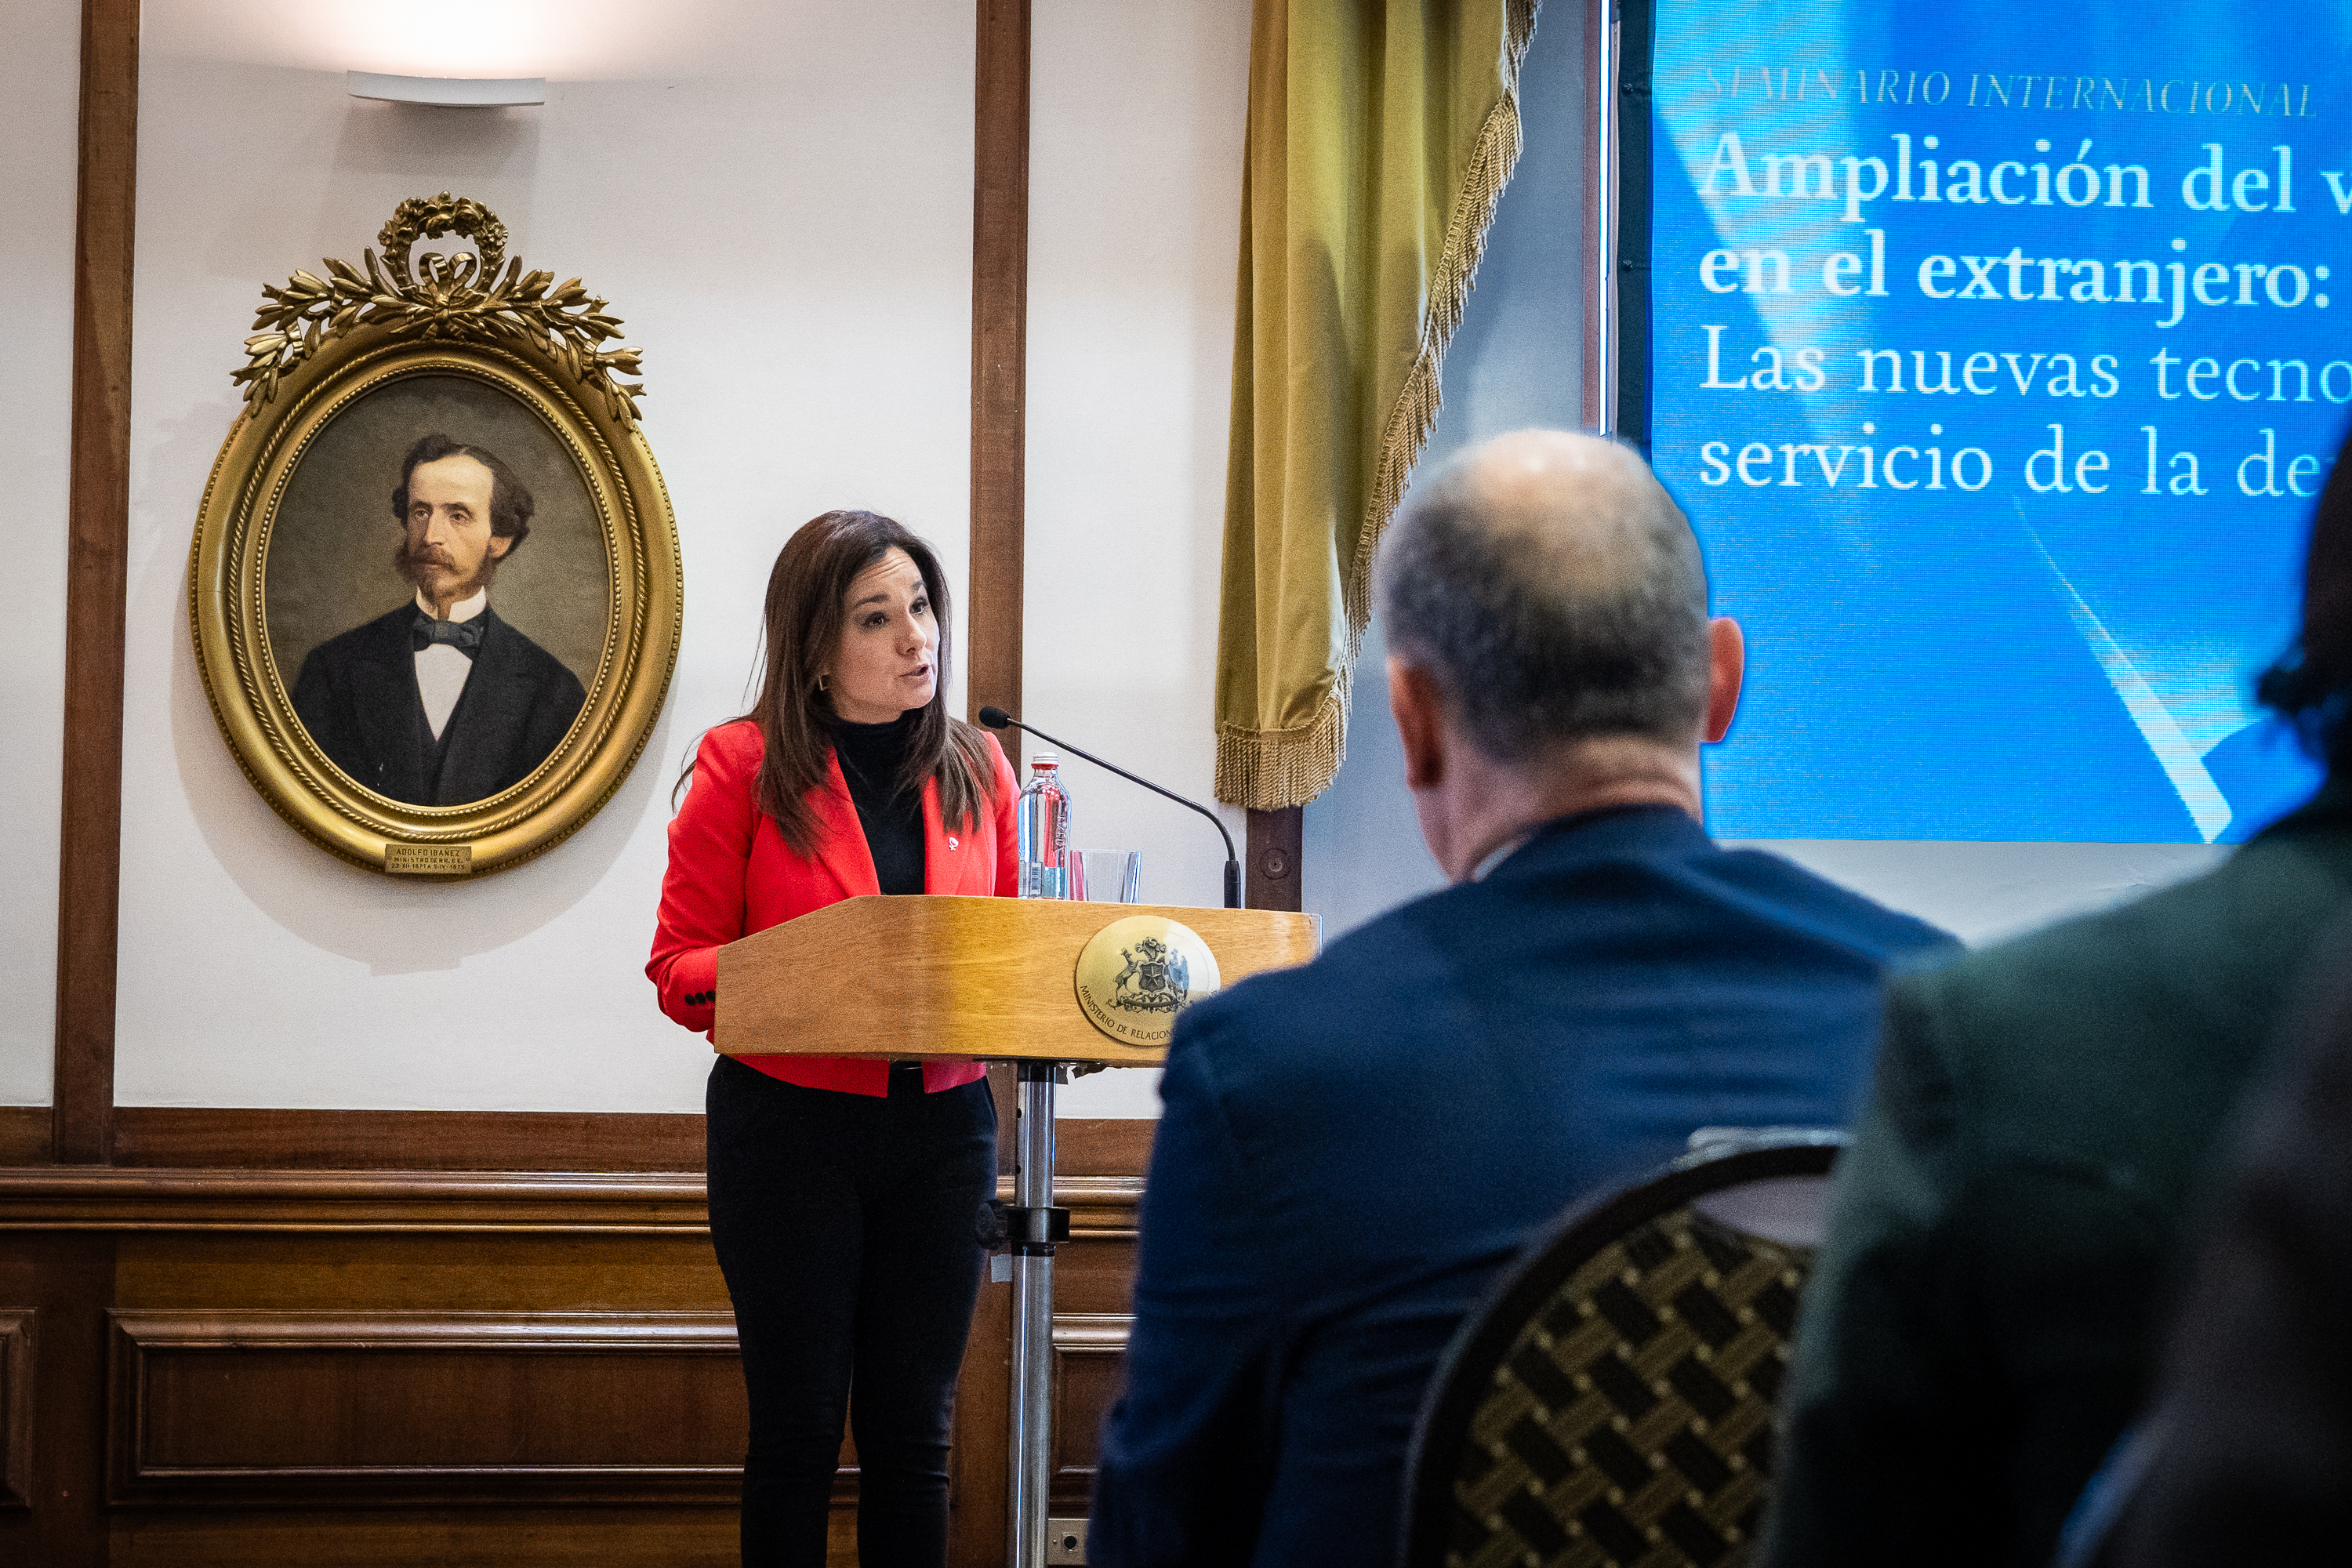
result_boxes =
[1399,1130,1847,1568]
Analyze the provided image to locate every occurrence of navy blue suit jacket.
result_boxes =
[291,604,586,806]
[1089,806,1955,1568]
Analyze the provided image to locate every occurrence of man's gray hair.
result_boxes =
[1372,430,1711,761]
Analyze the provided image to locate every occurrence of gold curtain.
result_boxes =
[1214,0,1539,810]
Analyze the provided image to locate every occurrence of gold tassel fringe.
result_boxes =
[1222,0,1538,812]
[1342,0,1538,647]
[1215,677,1350,812]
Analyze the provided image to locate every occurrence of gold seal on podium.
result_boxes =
[1073,915,1224,1048]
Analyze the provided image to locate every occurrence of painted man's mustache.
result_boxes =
[393,539,494,595]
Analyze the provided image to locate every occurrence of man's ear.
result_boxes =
[1388,656,1447,790]
[488,535,514,561]
[1703,616,1744,744]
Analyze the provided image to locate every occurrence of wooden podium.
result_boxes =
[715,895,1319,1568]
[716,895,1318,1064]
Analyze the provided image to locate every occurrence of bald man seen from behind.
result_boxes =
[1087,432,1956,1568]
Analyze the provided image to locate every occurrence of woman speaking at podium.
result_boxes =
[648,510,1019,1567]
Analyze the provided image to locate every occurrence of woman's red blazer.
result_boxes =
[648,719,1021,1095]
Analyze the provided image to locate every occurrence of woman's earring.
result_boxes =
[817,672,829,691]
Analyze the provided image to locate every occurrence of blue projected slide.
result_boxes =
[1651,2,2347,840]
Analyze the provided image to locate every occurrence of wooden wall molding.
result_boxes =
[107,1310,746,1508]
[11,1107,1156,1178]
[55,0,143,1167]
[1246,806,1305,912]
[0,1166,1140,1236]
[0,1309,31,1510]
[111,1109,707,1173]
[0,1109,1151,1180]
[966,0,1030,728]
[0,1168,712,1232]
[1040,1175,1143,1240]
[1049,1312,1127,1352]
[6,1109,1145,1183]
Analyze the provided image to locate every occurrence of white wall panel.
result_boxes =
[0,0,82,1105]
[64,0,2241,1119]
[116,1,975,1109]
[1024,2,1251,1117]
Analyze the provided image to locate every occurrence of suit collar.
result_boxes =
[805,753,964,898]
[1486,804,1711,882]
[811,752,882,898]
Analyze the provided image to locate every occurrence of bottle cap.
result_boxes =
[1030,753,1058,768]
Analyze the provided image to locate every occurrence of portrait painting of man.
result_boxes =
[265,375,610,809]
[289,433,586,805]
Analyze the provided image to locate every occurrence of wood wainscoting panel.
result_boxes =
[0,1109,47,1167]
[0,1160,1145,1565]
[950,1173,1142,1563]
[1049,1313,1129,1515]
[1053,1118,1155,1178]
[107,1310,747,1508]
[949,1247,1014,1565]
[112,1507,744,1567]
[0,1233,115,1566]
[0,1308,31,1508]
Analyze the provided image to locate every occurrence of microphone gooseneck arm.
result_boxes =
[977,706,1243,909]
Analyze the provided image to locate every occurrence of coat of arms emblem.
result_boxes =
[1073,913,1222,1047]
[1111,935,1190,1014]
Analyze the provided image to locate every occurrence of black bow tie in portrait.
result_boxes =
[412,611,486,656]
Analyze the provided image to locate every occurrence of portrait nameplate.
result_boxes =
[189,194,682,877]
[383,844,475,876]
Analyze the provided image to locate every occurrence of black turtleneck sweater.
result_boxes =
[831,710,927,896]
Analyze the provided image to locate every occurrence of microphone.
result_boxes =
[977,706,1242,909]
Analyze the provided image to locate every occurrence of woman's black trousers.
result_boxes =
[705,1055,996,1567]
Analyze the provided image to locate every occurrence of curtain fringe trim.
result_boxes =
[1220,0,1540,812]
[1215,678,1350,811]
[1343,0,1538,650]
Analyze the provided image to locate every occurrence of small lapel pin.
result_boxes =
[947,836,960,849]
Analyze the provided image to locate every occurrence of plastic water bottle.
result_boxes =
[1017,754,1073,899]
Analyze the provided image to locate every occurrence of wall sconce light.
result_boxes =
[348,72,546,107]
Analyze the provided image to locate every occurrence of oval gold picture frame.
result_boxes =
[190,195,681,877]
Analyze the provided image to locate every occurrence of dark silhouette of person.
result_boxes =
[1089,433,1955,1568]
[2104,920,2352,1566]
[1765,423,2352,1568]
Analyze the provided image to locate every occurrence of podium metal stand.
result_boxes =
[717,895,1319,1568]
[1008,1058,1062,1565]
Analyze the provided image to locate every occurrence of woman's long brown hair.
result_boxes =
[682,510,999,856]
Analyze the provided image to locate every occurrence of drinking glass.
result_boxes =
[1070,849,1143,904]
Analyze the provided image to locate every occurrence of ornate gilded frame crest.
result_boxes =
[191,194,681,876]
